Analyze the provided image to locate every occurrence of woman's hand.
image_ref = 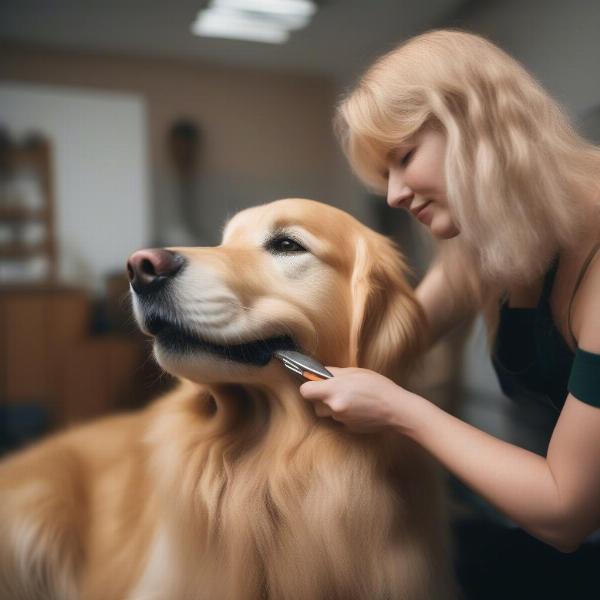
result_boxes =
[299,367,421,434]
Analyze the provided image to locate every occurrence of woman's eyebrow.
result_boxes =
[386,147,402,161]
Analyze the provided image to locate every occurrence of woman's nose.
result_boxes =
[386,174,414,208]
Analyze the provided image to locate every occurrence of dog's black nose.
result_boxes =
[126,249,185,295]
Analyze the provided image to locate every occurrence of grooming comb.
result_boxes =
[273,350,333,381]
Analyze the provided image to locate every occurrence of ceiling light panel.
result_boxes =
[191,0,317,44]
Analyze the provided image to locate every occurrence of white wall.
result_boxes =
[0,47,368,251]
[454,0,600,119]
[0,81,149,292]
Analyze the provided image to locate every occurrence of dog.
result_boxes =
[0,198,456,599]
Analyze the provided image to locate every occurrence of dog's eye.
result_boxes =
[266,236,307,254]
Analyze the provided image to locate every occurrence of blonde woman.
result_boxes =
[301,30,600,554]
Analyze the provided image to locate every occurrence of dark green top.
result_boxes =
[492,244,600,412]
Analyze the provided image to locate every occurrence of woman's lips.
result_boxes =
[412,201,432,222]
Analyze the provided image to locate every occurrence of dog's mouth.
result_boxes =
[146,315,297,366]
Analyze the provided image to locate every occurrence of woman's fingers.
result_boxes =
[299,379,330,401]
[299,380,338,418]
[299,367,354,401]
[299,367,402,434]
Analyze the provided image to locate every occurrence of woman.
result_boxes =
[300,30,600,553]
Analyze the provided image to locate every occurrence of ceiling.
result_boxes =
[0,0,467,83]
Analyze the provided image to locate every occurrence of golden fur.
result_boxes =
[0,199,455,599]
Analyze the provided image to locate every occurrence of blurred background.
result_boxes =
[0,1,599,597]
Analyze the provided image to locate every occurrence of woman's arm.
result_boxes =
[408,391,600,552]
[300,255,600,552]
[416,260,476,349]
[301,369,600,552]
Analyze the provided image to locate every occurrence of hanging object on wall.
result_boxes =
[154,118,210,247]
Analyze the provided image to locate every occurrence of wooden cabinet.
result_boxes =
[0,286,159,428]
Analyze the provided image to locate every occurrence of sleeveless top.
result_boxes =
[492,243,600,412]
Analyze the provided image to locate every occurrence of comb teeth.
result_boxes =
[273,350,333,380]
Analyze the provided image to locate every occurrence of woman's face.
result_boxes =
[386,128,459,239]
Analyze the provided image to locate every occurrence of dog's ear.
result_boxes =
[348,233,426,382]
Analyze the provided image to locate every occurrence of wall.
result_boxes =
[449,0,600,119]
[0,43,367,248]
[0,81,149,292]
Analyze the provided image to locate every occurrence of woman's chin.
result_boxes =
[429,215,460,239]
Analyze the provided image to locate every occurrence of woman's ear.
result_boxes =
[348,234,426,382]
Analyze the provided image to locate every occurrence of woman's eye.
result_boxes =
[266,236,307,254]
[400,148,415,166]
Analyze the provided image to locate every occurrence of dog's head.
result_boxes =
[128,199,424,384]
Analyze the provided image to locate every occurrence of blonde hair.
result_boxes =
[336,29,600,293]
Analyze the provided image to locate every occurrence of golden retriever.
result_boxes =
[0,198,456,599]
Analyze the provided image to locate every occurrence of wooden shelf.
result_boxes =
[0,242,51,259]
[0,207,49,221]
[0,135,56,282]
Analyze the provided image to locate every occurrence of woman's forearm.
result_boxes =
[301,367,599,551]
[396,394,577,551]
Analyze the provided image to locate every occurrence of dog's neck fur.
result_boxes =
[144,373,450,600]
[146,376,409,599]
[208,374,317,427]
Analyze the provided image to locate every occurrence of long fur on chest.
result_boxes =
[134,382,450,600]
